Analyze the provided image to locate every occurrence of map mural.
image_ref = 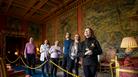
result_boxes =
[44,0,138,58]
[59,9,77,42]
[45,8,77,44]
[83,0,138,53]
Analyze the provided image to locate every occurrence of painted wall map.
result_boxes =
[44,0,138,57]
[83,0,138,53]
[45,8,77,44]
[59,8,77,42]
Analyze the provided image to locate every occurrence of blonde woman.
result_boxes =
[49,40,62,77]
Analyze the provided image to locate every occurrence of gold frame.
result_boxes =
[0,57,7,77]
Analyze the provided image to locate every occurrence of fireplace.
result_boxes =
[5,36,27,64]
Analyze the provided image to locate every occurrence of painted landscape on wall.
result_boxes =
[44,0,138,58]
[45,8,77,45]
[83,0,138,54]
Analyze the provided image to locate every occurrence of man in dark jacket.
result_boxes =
[80,27,102,77]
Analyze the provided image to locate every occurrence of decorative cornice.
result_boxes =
[1,30,26,37]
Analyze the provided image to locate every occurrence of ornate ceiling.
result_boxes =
[0,0,80,24]
[1,0,137,24]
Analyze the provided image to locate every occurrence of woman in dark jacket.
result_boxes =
[80,27,102,77]
[68,34,81,77]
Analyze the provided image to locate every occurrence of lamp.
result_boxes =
[120,37,138,53]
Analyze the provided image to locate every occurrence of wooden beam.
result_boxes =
[48,1,57,7]
[24,0,48,18]
[0,0,3,6]
[22,0,39,16]
[41,0,91,23]
[13,0,28,6]
[5,0,14,12]
[12,3,27,9]
[31,7,48,13]
[40,0,75,21]
[50,0,60,5]
[11,3,48,17]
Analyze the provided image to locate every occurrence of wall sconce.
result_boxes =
[36,47,40,55]
[36,47,39,52]
[14,49,19,56]
[120,37,138,53]
[14,51,18,56]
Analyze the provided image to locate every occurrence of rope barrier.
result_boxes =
[6,56,80,77]
[50,60,80,77]
[20,57,48,69]
[6,56,21,64]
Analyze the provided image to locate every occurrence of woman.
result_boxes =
[80,27,102,77]
[68,34,81,77]
[40,40,50,76]
[49,40,62,77]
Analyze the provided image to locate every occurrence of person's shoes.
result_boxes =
[42,73,46,77]
[32,71,36,75]
[46,73,50,77]
[54,75,57,77]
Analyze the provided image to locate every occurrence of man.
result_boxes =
[62,32,73,77]
[24,37,36,76]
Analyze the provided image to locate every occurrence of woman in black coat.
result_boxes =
[80,27,102,77]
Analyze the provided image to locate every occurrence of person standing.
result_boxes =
[40,40,50,76]
[80,27,102,77]
[24,37,36,76]
[62,32,73,77]
[68,34,81,77]
[49,40,62,77]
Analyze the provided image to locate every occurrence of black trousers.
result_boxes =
[68,59,79,77]
[62,55,69,77]
[26,54,35,75]
[50,58,59,77]
[83,65,97,77]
